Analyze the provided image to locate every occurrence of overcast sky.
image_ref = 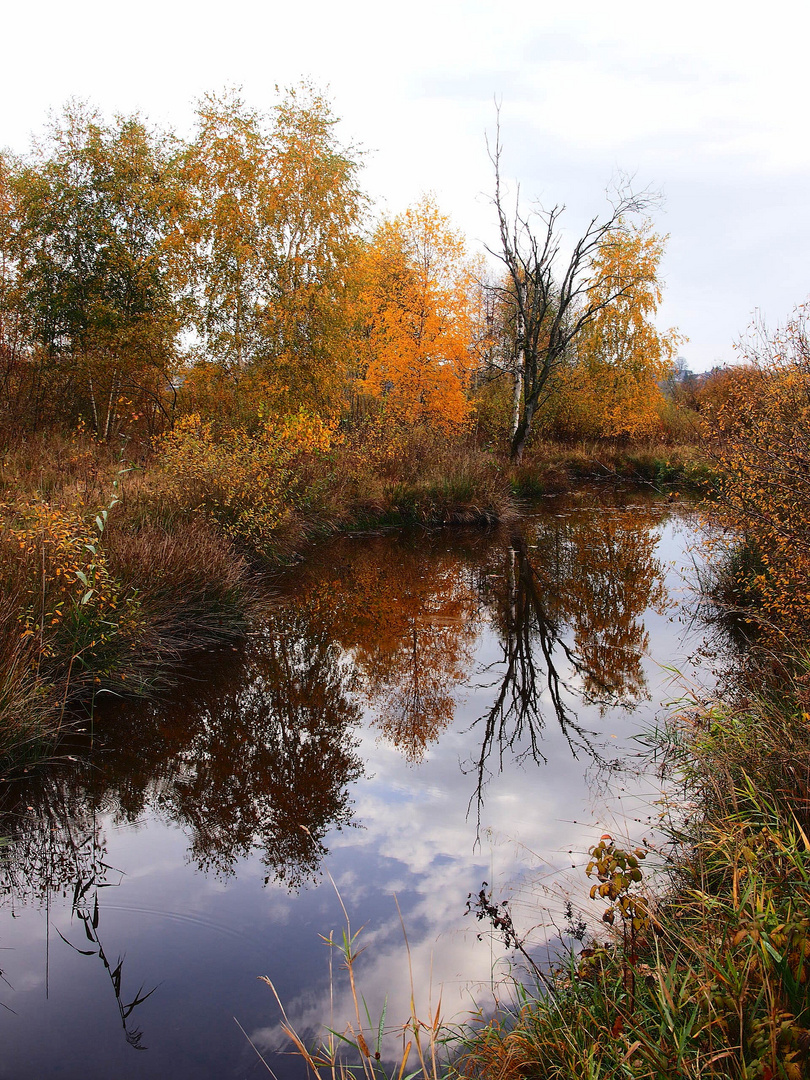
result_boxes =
[3,0,807,371]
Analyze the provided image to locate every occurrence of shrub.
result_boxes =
[158,409,339,554]
[704,309,810,635]
[0,488,140,688]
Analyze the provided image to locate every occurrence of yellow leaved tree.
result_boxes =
[182,84,364,422]
[558,220,683,439]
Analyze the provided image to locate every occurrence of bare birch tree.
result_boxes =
[487,115,657,462]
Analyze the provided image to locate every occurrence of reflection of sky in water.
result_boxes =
[0,490,715,1079]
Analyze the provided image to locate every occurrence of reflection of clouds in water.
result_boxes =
[250,800,654,1063]
[249,862,521,1060]
[251,926,502,1060]
[262,701,666,1058]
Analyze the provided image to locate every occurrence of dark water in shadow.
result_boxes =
[0,486,717,1078]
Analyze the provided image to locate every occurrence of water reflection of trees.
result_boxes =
[0,498,677,1046]
[545,507,669,705]
[0,606,363,905]
[472,534,598,786]
[0,495,673,904]
[146,609,364,882]
[0,783,154,1047]
[289,537,481,763]
[278,499,670,804]
[467,499,670,808]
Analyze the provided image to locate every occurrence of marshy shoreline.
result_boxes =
[0,431,706,774]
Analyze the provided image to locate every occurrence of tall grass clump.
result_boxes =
[254,854,452,1080]
[0,597,58,760]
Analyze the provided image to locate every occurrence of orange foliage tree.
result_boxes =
[705,309,810,636]
[358,195,482,433]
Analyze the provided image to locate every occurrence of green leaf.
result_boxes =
[763,939,784,964]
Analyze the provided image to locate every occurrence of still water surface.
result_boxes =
[0,486,715,1078]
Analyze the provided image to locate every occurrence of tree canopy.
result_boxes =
[0,90,683,453]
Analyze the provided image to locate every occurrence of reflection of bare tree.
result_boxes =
[468,497,671,814]
[468,533,602,820]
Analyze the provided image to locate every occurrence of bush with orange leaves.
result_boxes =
[705,308,810,637]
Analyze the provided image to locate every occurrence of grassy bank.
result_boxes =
[278,655,810,1080]
[508,439,713,498]
[442,342,810,1079]
[0,432,260,767]
[447,651,810,1080]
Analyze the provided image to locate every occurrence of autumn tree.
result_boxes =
[704,310,810,637]
[488,118,657,460]
[12,102,185,435]
[260,83,364,415]
[182,90,268,385]
[0,151,31,427]
[183,84,364,419]
[557,220,684,438]
[358,194,482,433]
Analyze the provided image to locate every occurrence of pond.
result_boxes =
[0,485,717,1078]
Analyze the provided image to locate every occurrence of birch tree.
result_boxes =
[488,119,656,461]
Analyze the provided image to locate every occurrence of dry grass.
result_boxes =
[253,858,452,1080]
[0,432,260,769]
[0,596,60,762]
[512,439,713,497]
